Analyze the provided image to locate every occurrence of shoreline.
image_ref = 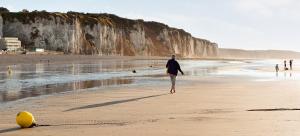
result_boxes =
[0,54,168,66]
[0,54,259,66]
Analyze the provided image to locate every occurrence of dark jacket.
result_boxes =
[166,59,183,76]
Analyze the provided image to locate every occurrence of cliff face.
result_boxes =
[0,12,218,57]
[0,15,2,38]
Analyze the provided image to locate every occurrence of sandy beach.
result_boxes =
[0,56,300,136]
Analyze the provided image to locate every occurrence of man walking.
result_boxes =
[166,55,184,94]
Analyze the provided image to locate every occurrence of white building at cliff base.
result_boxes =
[0,37,22,51]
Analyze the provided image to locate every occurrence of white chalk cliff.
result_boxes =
[0,12,218,57]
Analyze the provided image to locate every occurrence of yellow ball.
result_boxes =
[16,111,36,128]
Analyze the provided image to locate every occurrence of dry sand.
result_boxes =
[0,54,238,66]
[0,54,169,66]
[1,74,300,135]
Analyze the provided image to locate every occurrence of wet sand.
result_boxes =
[1,56,300,136]
[1,72,300,135]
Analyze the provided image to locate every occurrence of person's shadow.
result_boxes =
[64,93,168,112]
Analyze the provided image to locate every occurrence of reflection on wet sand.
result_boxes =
[185,67,218,76]
[0,60,166,103]
[0,78,133,103]
[283,71,293,78]
[132,67,218,78]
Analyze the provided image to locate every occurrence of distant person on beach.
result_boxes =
[166,55,184,94]
[284,60,288,70]
[289,59,293,70]
[275,64,279,73]
[275,64,279,77]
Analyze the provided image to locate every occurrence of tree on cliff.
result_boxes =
[0,7,9,13]
[21,9,29,13]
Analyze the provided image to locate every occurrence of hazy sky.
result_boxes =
[1,0,300,51]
